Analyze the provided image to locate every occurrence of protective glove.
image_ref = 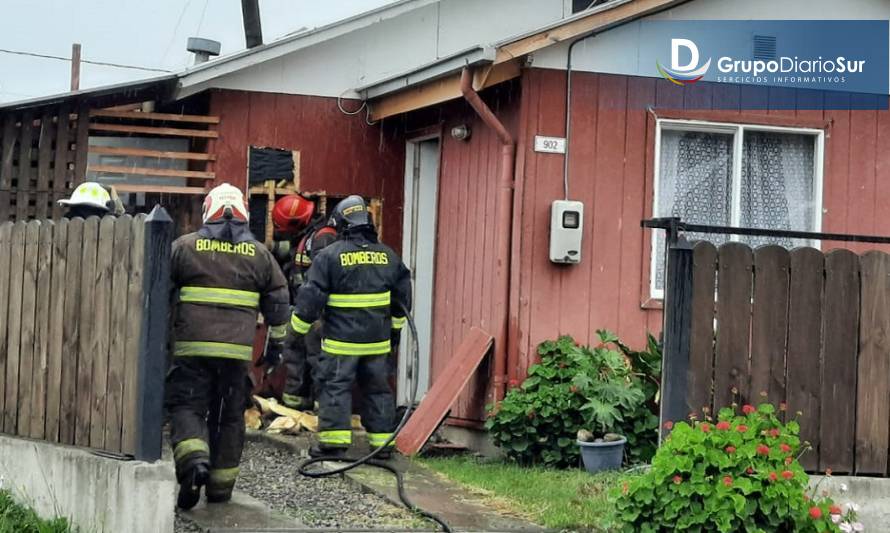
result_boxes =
[256,339,284,373]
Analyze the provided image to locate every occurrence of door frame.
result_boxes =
[398,132,442,406]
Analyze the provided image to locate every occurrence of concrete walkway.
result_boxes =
[256,433,544,532]
[179,491,304,532]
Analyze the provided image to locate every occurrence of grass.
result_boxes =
[0,490,71,533]
[419,455,626,531]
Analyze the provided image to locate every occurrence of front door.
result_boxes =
[397,138,439,406]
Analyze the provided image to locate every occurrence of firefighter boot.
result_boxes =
[309,443,347,459]
[177,461,209,510]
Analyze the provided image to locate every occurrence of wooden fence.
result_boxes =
[662,238,890,475]
[0,208,171,460]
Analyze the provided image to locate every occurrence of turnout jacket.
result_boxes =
[291,229,411,356]
[171,232,290,361]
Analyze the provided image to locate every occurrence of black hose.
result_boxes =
[297,302,453,533]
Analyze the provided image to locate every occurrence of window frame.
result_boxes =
[650,118,825,300]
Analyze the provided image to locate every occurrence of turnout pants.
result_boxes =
[165,357,249,501]
[317,351,396,449]
[283,322,323,409]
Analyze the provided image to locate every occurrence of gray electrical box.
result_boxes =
[549,200,583,264]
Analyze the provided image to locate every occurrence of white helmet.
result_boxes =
[202,183,249,224]
[58,182,111,212]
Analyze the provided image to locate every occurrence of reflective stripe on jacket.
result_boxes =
[291,228,411,356]
[171,232,289,360]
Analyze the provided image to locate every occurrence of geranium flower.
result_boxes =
[831,514,841,524]
[722,476,733,487]
[673,475,682,485]
[829,504,842,515]
[700,423,711,433]
[769,428,781,438]
[746,467,754,474]
[716,421,731,431]
[725,445,736,454]
[785,456,793,465]
[780,443,791,453]
[769,472,778,482]
[756,444,770,456]
[809,507,822,519]
[742,404,756,414]
[737,424,749,433]
[781,470,793,480]
[663,421,674,430]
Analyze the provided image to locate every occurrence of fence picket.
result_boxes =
[750,246,790,409]
[45,219,67,442]
[820,249,859,473]
[105,215,132,452]
[0,222,12,429]
[714,243,754,409]
[3,222,25,434]
[688,241,718,415]
[121,215,146,455]
[856,251,890,474]
[787,247,824,471]
[75,216,99,446]
[29,221,53,439]
[59,218,83,445]
[16,221,40,437]
[89,216,115,448]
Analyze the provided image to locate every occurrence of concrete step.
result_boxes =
[179,491,303,532]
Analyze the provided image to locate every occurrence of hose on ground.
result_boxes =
[297,302,453,533]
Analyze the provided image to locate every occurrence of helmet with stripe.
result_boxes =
[203,183,249,224]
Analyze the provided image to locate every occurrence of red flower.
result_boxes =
[569,385,578,393]
[780,443,792,453]
[829,504,842,515]
[722,476,733,487]
[508,379,520,387]
[737,424,749,433]
[663,421,674,430]
[756,444,770,456]
[769,428,781,438]
[809,507,822,519]
[673,475,682,485]
[716,421,731,431]
[746,467,754,475]
[781,470,794,480]
[700,423,711,433]
[779,402,788,411]
[769,472,778,482]
[785,456,793,466]
[725,446,736,454]
[742,404,756,415]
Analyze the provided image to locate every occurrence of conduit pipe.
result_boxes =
[459,67,515,401]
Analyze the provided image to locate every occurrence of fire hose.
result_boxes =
[297,302,453,532]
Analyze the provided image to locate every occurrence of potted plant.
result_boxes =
[577,429,626,473]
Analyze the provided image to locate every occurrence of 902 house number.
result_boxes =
[534,135,567,154]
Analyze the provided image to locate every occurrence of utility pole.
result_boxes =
[70,43,81,91]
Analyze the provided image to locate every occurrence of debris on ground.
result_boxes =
[245,395,363,435]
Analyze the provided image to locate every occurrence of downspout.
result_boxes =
[459,67,515,401]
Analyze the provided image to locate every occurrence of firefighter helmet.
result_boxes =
[329,195,371,231]
[58,182,112,212]
[202,183,249,224]
[272,195,315,234]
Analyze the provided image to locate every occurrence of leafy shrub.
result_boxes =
[485,331,660,468]
[614,402,849,532]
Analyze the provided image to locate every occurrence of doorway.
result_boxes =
[398,138,440,406]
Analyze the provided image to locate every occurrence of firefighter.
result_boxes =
[289,195,411,459]
[57,181,114,218]
[271,195,339,410]
[166,183,289,510]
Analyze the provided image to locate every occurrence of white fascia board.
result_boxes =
[357,46,496,99]
[178,0,438,90]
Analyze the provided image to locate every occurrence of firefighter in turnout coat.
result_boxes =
[289,195,411,458]
[166,183,289,509]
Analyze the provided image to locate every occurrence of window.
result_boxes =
[651,120,824,298]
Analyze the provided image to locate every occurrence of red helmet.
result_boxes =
[272,194,315,234]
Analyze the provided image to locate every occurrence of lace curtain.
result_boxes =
[654,129,816,292]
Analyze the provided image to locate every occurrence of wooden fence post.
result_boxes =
[135,206,173,462]
[660,234,694,440]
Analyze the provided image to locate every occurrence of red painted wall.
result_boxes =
[209,89,406,247]
[512,68,890,389]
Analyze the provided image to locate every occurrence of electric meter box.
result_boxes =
[549,200,584,264]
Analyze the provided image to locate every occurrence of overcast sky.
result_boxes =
[0,0,396,102]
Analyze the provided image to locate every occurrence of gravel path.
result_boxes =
[174,439,427,531]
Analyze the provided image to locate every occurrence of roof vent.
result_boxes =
[187,37,221,65]
[753,35,777,61]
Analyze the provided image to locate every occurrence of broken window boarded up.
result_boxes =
[248,146,295,185]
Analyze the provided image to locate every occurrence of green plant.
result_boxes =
[0,490,71,533]
[485,331,659,467]
[613,402,845,532]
